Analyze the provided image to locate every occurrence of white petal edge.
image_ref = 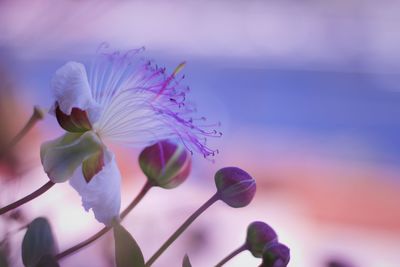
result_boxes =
[69,149,121,225]
[51,61,101,123]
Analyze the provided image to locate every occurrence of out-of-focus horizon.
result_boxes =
[1,1,400,267]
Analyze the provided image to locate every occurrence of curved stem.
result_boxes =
[120,182,152,220]
[56,181,152,261]
[215,244,247,267]
[145,193,219,267]
[0,106,44,159]
[0,181,55,215]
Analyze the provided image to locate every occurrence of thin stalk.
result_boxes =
[0,106,44,158]
[145,193,219,267]
[215,244,247,267]
[56,181,152,261]
[0,181,55,215]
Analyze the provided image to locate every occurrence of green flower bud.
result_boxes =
[139,140,191,189]
[40,131,103,183]
[246,221,278,258]
[215,167,256,208]
[33,105,46,120]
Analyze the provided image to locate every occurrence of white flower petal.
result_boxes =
[69,149,121,225]
[51,61,101,123]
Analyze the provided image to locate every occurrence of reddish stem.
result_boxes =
[0,181,55,215]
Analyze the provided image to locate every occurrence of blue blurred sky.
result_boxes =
[2,53,398,169]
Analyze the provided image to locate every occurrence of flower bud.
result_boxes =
[139,140,191,189]
[246,221,278,258]
[40,131,103,183]
[260,243,290,267]
[326,259,355,267]
[214,167,256,208]
[33,105,46,120]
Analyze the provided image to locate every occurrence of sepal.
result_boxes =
[40,131,103,183]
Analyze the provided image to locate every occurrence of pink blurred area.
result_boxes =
[1,1,400,267]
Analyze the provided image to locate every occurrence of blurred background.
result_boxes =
[1,0,400,266]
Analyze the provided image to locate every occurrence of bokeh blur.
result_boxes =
[1,1,400,266]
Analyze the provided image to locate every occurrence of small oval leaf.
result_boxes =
[182,254,192,267]
[22,218,58,267]
[35,255,59,267]
[113,222,145,267]
[0,250,8,267]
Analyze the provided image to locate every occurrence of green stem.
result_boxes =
[0,181,55,215]
[56,181,152,261]
[0,106,44,159]
[215,244,247,267]
[145,193,219,267]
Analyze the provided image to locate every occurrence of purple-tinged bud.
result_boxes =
[55,105,92,133]
[246,221,278,258]
[214,167,256,208]
[139,140,191,189]
[326,259,356,267]
[260,243,290,267]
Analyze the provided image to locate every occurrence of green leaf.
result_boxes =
[113,222,145,267]
[22,218,58,267]
[182,254,192,267]
[0,250,8,267]
[35,255,59,267]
